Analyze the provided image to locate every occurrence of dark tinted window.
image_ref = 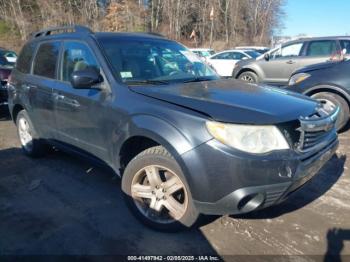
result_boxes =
[61,42,99,82]
[306,40,336,56]
[212,52,232,59]
[340,40,350,54]
[231,52,245,59]
[33,41,60,79]
[16,43,36,73]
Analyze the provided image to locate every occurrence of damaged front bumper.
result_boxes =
[181,107,339,215]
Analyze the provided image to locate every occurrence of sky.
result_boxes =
[282,0,350,37]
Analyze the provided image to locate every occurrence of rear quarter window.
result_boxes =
[16,43,36,74]
[33,41,61,79]
[306,40,337,57]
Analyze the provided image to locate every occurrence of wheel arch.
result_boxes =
[304,84,350,109]
[115,115,195,178]
[11,104,25,123]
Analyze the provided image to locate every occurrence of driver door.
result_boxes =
[260,42,305,85]
[54,41,110,160]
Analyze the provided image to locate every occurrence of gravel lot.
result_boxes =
[0,106,350,260]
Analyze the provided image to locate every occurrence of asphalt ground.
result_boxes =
[0,106,349,261]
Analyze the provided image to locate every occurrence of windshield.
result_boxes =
[198,50,215,57]
[98,37,219,85]
[245,50,261,58]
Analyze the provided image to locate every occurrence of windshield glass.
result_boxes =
[98,37,219,85]
[197,50,215,57]
[245,50,261,58]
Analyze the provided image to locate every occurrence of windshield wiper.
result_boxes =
[183,77,216,83]
[125,79,169,86]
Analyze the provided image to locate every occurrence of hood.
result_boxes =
[131,79,318,124]
[293,61,339,75]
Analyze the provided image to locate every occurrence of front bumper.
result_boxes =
[181,135,338,215]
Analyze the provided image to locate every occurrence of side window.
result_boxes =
[33,42,60,79]
[273,43,303,59]
[213,52,231,59]
[231,52,245,60]
[16,43,36,74]
[61,42,100,82]
[306,40,337,57]
[340,40,350,55]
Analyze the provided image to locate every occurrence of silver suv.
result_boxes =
[232,36,350,85]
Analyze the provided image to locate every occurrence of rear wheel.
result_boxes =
[311,92,349,131]
[122,146,199,231]
[16,110,49,157]
[238,71,258,83]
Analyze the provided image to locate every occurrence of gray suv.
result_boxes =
[8,26,339,231]
[233,36,350,85]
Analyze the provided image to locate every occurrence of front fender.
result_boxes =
[112,114,211,173]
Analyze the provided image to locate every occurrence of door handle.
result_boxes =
[286,60,295,64]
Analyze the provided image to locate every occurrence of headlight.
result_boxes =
[288,73,310,86]
[206,121,289,154]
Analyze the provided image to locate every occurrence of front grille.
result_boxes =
[299,129,333,151]
[297,105,339,152]
[279,105,339,153]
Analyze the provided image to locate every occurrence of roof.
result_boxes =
[29,25,170,43]
[282,35,350,46]
[94,32,168,41]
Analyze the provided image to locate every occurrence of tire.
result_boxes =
[121,146,199,232]
[238,71,258,83]
[311,92,349,131]
[16,110,49,157]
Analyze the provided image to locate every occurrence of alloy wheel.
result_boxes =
[18,117,33,151]
[317,98,337,114]
[240,74,254,82]
[131,165,188,224]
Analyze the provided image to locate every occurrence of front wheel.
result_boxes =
[238,71,258,83]
[311,92,349,131]
[121,146,199,231]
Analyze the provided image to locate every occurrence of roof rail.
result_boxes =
[31,25,93,39]
[146,32,165,38]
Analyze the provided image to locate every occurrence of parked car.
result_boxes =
[8,25,339,231]
[2,50,17,63]
[235,46,270,54]
[189,48,215,59]
[206,49,261,77]
[233,36,350,85]
[0,55,14,106]
[287,58,350,130]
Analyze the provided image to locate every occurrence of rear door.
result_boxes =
[207,52,237,76]
[259,42,304,85]
[299,40,338,68]
[54,40,110,160]
[27,41,61,139]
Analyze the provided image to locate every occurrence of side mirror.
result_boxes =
[70,69,103,89]
[264,53,270,61]
[242,57,248,60]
